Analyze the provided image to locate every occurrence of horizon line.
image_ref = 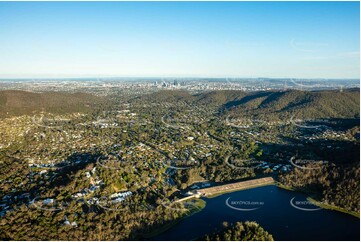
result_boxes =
[0,76,359,80]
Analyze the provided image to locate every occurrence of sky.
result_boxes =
[0,1,359,79]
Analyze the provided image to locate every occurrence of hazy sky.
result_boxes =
[0,1,359,79]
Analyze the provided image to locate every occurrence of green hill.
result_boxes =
[222,89,360,120]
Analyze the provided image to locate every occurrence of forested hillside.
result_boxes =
[0,90,105,117]
[131,88,360,120]
[223,89,360,120]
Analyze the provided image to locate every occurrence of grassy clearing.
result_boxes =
[184,198,206,215]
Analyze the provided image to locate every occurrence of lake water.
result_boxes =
[153,185,360,241]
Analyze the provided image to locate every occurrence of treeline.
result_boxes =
[202,221,274,241]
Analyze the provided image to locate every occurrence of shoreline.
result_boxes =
[307,197,360,218]
[143,198,206,239]
[276,183,360,218]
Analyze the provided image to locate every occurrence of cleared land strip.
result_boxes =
[197,177,275,197]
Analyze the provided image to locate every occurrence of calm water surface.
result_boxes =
[153,185,360,241]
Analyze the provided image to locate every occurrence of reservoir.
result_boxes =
[153,185,360,241]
